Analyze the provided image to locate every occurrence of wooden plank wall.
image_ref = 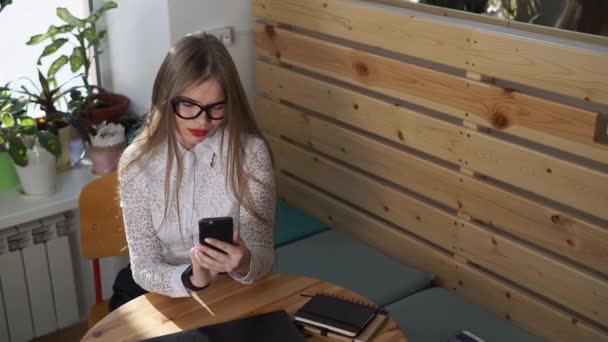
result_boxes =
[252,0,608,340]
[368,0,608,47]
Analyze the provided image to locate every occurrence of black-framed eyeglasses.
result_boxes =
[170,97,226,120]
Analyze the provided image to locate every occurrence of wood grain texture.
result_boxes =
[271,137,458,250]
[253,0,608,337]
[254,0,608,105]
[367,0,608,46]
[255,63,608,219]
[257,97,608,273]
[256,61,608,165]
[253,0,470,69]
[469,30,608,105]
[255,25,601,148]
[81,274,405,342]
[269,136,608,325]
[276,175,608,342]
[461,128,608,221]
[79,172,128,260]
[32,321,88,342]
[260,97,608,274]
[89,301,109,328]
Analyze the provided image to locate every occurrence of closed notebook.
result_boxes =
[299,314,388,342]
[139,310,305,342]
[294,293,377,337]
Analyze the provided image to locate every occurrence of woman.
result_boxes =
[110,33,275,310]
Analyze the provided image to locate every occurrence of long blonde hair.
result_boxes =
[121,33,273,227]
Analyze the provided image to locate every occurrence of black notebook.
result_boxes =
[138,310,305,342]
[294,293,377,337]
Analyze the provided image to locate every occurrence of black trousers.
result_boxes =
[109,264,148,312]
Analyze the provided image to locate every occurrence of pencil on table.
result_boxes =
[192,292,215,316]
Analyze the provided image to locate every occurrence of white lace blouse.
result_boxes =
[118,129,275,298]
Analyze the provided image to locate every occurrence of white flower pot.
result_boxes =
[13,146,57,197]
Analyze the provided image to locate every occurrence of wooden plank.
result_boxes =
[254,0,608,105]
[255,24,601,147]
[461,128,608,221]
[253,0,470,69]
[256,61,466,164]
[255,62,608,220]
[277,174,608,342]
[256,63,608,168]
[255,63,608,218]
[470,29,608,105]
[367,0,608,47]
[257,62,608,167]
[257,97,608,275]
[271,137,459,250]
[270,137,608,324]
[493,125,608,166]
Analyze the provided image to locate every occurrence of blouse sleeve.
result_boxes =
[229,138,276,284]
[118,145,191,298]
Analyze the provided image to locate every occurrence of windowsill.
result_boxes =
[0,166,95,231]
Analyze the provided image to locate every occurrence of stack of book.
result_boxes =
[294,293,388,342]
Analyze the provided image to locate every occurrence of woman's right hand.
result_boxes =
[190,246,219,288]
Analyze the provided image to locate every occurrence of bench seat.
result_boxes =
[385,287,540,342]
[273,229,434,306]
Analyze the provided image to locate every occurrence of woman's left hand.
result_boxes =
[195,228,251,276]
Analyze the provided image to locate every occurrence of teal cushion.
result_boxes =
[273,230,434,306]
[274,199,329,247]
[386,288,540,342]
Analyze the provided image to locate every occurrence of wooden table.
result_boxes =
[82,273,406,341]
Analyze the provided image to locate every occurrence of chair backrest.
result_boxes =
[79,172,128,260]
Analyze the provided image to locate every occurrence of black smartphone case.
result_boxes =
[198,217,234,253]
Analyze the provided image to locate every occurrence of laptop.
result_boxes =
[139,310,306,342]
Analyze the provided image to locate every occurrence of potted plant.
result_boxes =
[0,112,61,196]
[1,71,94,170]
[27,1,127,126]
[89,121,126,175]
[0,90,26,190]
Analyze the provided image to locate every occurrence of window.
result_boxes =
[0,0,89,116]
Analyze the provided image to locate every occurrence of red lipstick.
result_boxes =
[188,129,209,138]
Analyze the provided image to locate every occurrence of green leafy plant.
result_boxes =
[0,88,27,121]
[0,112,60,167]
[26,1,117,111]
[0,71,95,144]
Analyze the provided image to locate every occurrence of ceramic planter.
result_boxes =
[87,93,129,125]
[89,141,125,175]
[13,146,57,196]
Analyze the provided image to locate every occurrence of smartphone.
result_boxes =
[198,217,234,254]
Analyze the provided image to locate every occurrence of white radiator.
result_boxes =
[0,212,79,342]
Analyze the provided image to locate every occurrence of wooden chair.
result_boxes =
[78,172,128,327]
